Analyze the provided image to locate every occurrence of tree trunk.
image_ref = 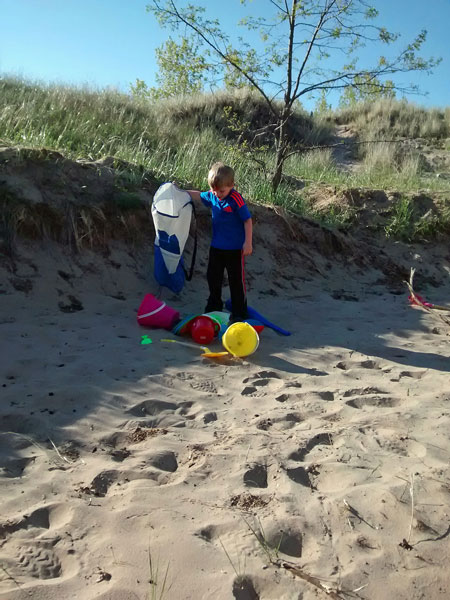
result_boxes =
[271,119,286,194]
[271,152,284,194]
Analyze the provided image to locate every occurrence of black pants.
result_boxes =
[205,247,247,320]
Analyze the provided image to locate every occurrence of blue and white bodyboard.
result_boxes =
[152,183,194,294]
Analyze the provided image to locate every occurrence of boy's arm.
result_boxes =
[231,191,252,255]
[243,218,253,256]
[187,190,202,203]
[171,181,202,204]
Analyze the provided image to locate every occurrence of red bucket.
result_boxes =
[191,316,215,344]
[137,294,180,330]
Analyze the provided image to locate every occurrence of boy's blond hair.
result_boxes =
[207,162,234,189]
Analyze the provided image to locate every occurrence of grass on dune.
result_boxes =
[1,76,449,236]
[332,97,450,141]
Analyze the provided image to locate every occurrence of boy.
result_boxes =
[187,162,252,323]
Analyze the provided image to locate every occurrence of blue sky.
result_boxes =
[1,0,448,109]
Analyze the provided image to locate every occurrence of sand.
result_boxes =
[1,230,450,600]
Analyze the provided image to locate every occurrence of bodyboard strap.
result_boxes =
[183,202,197,282]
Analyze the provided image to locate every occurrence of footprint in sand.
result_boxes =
[243,464,268,489]
[177,401,198,418]
[242,371,281,387]
[1,456,36,478]
[256,417,273,430]
[109,447,131,462]
[244,370,282,381]
[121,398,200,431]
[373,432,427,458]
[232,575,260,600]
[195,523,230,543]
[285,465,313,488]
[242,385,259,396]
[276,390,334,404]
[285,381,303,389]
[346,395,402,409]
[147,372,219,394]
[188,379,218,394]
[101,423,169,450]
[0,503,76,585]
[274,412,304,429]
[87,470,120,497]
[16,540,62,579]
[147,450,178,472]
[260,520,303,558]
[343,386,387,397]
[336,359,382,370]
[124,415,184,431]
[255,412,304,431]
[343,386,401,409]
[274,393,290,403]
[288,432,333,462]
[126,399,177,416]
[303,390,334,402]
[2,539,67,585]
[86,453,179,497]
[0,507,49,538]
[0,503,72,539]
[399,370,428,380]
[202,411,217,424]
[241,371,284,396]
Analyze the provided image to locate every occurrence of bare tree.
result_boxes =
[148,0,440,192]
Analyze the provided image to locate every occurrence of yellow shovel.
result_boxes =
[161,338,229,359]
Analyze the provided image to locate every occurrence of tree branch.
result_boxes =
[290,1,333,106]
[151,0,277,116]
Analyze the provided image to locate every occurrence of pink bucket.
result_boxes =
[137,294,180,330]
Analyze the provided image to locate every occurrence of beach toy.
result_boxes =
[204,312,231,340]
[206,311,230,326]
[141,335,153,345]
[245,318,264,335]
[161,338,229,359]
[225,299,291,336]
[217,322,228,341]
[137,294,180,330]
[408,294,450,311]
[191,316,215,344]
[222,322,260,357]
[172,313,200,335]
[172,313,221,337]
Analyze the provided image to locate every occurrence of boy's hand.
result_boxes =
[243,241,253,256]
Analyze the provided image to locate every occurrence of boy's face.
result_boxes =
[211,183,233,200]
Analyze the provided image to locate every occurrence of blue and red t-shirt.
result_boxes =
[200,189,251,250]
